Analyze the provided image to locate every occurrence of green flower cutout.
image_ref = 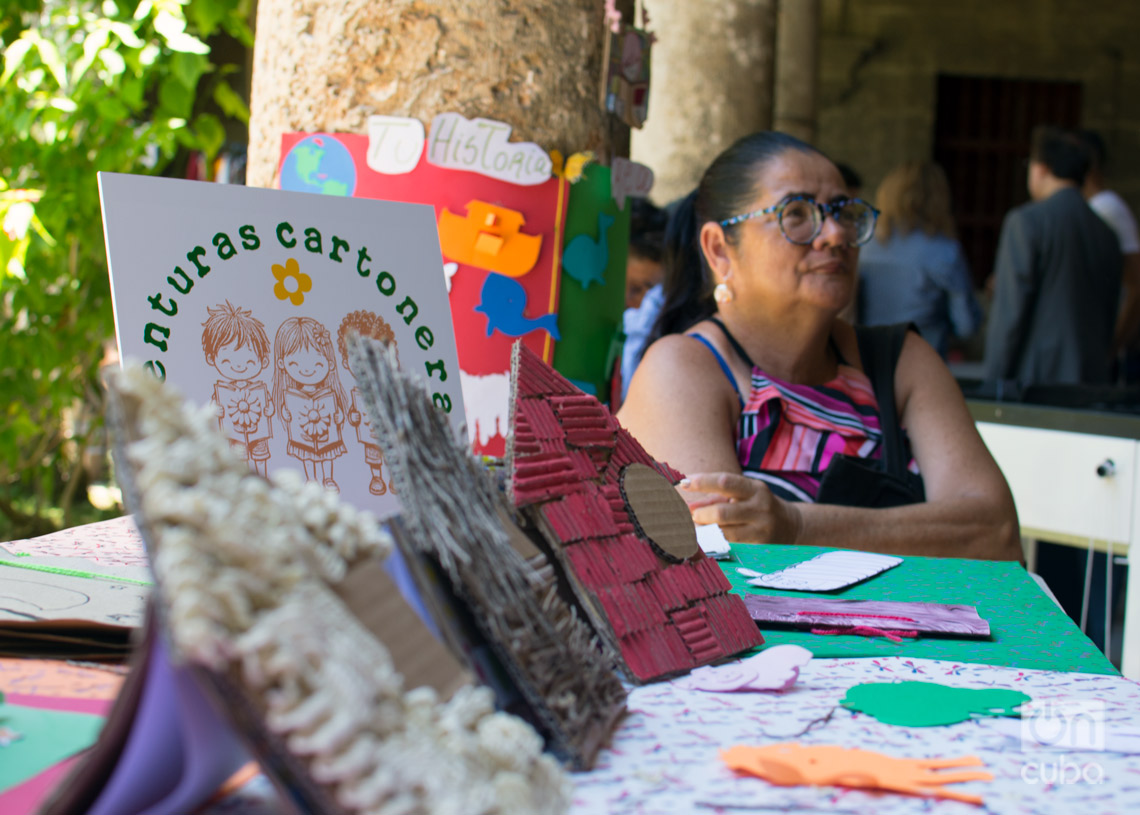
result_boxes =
[272,257,312,306]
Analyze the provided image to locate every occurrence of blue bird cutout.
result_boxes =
[562,212,614,289]
[475,273,561,340]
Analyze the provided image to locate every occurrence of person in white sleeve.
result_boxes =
[1080,130,1140,360]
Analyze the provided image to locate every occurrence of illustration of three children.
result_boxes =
[201,301,396,494]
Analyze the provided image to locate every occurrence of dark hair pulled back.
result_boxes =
[647,131,824,346]
[1031,125,1090,185]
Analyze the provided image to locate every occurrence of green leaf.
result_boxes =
[158,74,193,118]
[29,213,56,247]
[0,0,251,539]
[152,9,186,39]
[33,37,67,88]
[212,79,248,123]
[138,42,160,66]
[221,13,253,47]
[170,50,207,90]
[153,9,210,55]
[186,0,227,38]
[73,27,111,82]
[192,112,225,160]
[106,21,144,49]
[1,36,35,86]
[119,75,144,108]
[98,48,126,77]
[94,95,130,122]
[163,31,210,55]
[48,96,78,112]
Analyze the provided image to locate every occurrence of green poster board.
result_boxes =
[722,544,1117,675]
[552,164,630,402]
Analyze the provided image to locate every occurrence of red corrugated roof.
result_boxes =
[509,344,764,682]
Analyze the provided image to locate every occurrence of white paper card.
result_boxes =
[695,524,732,559]
[746,550,902,591]
[99,172,466,521]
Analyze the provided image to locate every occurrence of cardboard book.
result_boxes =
[348,337,628,770]
[44,367,571,815]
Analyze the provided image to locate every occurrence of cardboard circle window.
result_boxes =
[619,463,699,563]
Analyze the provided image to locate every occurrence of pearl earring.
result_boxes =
[713,282,734,304]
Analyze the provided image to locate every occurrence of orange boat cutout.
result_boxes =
[438,200,543,278]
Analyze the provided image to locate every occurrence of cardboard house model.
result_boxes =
[506,343,764,682]
[348,338,627,770]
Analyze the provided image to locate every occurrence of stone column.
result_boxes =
[773,0,820,144]
[246,0,628,188]
[631,0,777,205]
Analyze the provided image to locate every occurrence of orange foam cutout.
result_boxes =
[720,743,993,806]
[438,200,542,278]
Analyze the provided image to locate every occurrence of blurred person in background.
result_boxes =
[624,198,668,309]
[620,193,693,401]
[1079,130,1140,371]
[983,125,1122,386]
[858,161,982,359]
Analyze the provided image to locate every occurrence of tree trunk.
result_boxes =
[247,0,629,188]
[631,0,777,205]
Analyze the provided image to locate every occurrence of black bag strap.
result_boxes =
[709,316,850,370]
[854,323,913,479]
[707,317,756,369]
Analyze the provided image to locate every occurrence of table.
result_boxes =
[569,655,1140,815]
[5,520,1137,815]
[969,399,1140,678]
[721,543,1117,675]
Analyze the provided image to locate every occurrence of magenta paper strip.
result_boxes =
[743,594,991,638]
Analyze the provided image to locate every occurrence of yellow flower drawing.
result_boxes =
[272,258,312,306]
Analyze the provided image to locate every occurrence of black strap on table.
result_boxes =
[854,323,914,481]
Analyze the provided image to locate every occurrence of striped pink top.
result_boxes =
[691,333,917,503]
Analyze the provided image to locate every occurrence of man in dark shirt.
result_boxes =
[983,125,1123,385]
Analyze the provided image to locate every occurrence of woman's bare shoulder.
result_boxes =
[634,328,739,390]
[618,330,743,472]
[619,331,738,423]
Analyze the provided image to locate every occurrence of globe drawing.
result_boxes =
[280,134,357,197]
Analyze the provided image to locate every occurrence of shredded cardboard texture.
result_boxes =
[100,367,570,815]
[348,337,627,771]
[506,342,764,683]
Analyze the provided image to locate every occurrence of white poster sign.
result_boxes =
[99,172,465,520]
[425,113,552,186]
[366,115,425,175]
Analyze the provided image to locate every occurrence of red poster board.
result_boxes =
[279,132,568,455]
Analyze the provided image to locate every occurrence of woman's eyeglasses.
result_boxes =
[719,195,880,247]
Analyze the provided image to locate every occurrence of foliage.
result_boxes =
[0,0,252,538]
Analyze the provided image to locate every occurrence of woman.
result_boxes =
[618,132,1020,560]
[857,161,982,358]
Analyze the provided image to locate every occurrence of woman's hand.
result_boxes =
[680,472,804,544]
